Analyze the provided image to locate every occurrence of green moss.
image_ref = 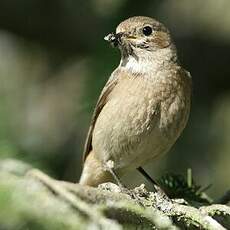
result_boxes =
[0,172,85,230]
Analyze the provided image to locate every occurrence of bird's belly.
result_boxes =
[92,92,171,171]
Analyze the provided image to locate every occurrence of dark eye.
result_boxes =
[142,26,152,36]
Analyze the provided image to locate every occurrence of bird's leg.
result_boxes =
[137,167,158,192]
[137,167,170,199]
[105,160,143,204]
[104,160,126,189]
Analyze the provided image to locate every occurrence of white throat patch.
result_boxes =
[120,55,155,75]
[120,46,174,75]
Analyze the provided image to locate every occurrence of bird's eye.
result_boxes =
[142,26,152,36]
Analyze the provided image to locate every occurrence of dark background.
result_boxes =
[0,0,229,198]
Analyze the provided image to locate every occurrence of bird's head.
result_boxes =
[104,16,173,59]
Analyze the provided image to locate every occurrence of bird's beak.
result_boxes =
[125,35,137,41]
[104,32,123,47]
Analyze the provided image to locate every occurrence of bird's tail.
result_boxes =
[79,151,113,187]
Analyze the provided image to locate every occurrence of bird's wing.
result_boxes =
[82,70,120,163]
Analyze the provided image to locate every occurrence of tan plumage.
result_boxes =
[79,16,192,187]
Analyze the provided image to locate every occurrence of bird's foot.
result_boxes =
[104,160,143,205]
[137,167,171,200]
[120,186,143,203]
[153,184,171,202]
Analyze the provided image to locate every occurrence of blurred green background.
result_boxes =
[0,0,229,198]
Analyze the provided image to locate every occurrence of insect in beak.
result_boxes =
[104,32,123,47]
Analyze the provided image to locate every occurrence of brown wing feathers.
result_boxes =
[82,75,119,162]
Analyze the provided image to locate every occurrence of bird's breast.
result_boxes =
[92,70,190,170]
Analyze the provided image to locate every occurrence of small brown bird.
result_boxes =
[79,16,192,187]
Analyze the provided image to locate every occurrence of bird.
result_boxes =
[79,16,192,187]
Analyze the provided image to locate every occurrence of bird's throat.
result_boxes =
[120,46,177,75]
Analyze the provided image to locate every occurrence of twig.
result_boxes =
[200,204,230,217]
